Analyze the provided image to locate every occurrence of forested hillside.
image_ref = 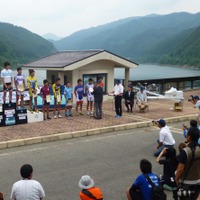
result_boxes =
[0,22,57,67]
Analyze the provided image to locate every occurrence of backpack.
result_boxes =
[144,175,167,200]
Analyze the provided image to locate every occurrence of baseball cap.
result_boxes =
[157,119,166,127]
[194,96,199,100]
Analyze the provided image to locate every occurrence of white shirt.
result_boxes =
[114,84,124,95]
[1,69,12,83]
[10,179,45,200]
[195,100,200,109]
[137,90,147,102]
[159,126,175,145]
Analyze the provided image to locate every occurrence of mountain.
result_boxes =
[53,12,200,66]
[158,26,200,66]
[42,33,62,41]
[0,23,57,67]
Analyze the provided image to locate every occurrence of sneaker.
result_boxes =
[90,111,93,115]
[35,109,39,113]
[79,112,84,116]
[54,115,57,119]
[75,112,79,116]
[65,112,68,117]
[69,113,73,117]
[58,115,62,118]
[29,109,34,114]
[47,116,51,120]
[86,111,90,115]
[43,117,46,120]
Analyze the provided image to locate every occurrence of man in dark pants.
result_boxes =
[124,84,134,112]
[93,81,103,119]
[113,80,124,118]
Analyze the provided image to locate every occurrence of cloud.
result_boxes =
[0,0,200,37]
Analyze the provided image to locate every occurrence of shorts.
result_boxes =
[43,100,50,106]
[54,98,61,105]
[66,98,72,106]
[76,97,83,102]
[29,89,37,98]
[3,83,12,91]
[87,95,94,102]
[16,91,25,96]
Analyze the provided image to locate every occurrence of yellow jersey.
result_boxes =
[52,83,61,97]
[27,76,38,90]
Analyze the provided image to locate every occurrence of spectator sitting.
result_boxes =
[126,159,160,200]
[156,147,178,189]
[136,87,148,112]
[183,120,200,145]
[10,164,45,200]
[123,84,135,113]
[153,119,175,157]
[78,175,103,200]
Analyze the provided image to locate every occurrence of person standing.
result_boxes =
[93,80,103,119]
[175,127,200,200]
[86,78,94,115]
[27,69,38,113]
[78,175,103,200]
[52,78,62,119]
[14,67,26,109]
[1,62,13,104]
[10,164,45,200]
[153,119,175,157]
[123,84,134,112]
[40,79,51,120]
[74,79,84,116]
[112,80,124,118]
[64,81,73,117]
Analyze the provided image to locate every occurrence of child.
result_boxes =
[85,78,94,115]
[40,79,51,120]
[1,62,13,104]
[14,67,25,109]
[74,79,84,116]
[52,78,62,119]
[27,69,38,113]
[64,81,73,117]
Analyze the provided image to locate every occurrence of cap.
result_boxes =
[157,119,166,127]
[194,96,199,100]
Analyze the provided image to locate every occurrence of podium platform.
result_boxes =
[27,110,43,123]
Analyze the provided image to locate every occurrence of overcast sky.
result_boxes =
[1,0,200,37]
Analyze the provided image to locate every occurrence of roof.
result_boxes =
[23,49,138,70]
[115,64,200,81]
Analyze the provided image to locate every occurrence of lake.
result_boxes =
[1,64,200,90]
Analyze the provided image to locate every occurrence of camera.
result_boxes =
[177,189,195,197]
[188,95,194,102]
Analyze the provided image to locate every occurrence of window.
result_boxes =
[83,73,107,93]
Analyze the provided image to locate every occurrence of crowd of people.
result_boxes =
[1,62,200,199]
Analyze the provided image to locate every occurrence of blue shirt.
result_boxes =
[131,173,159,200]
[64,87,73,99]
[74,85,84,100]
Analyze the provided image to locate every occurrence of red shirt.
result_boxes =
[40,86,50,98]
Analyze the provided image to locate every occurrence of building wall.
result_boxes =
[72,60,115,93]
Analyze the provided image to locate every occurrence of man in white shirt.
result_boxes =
[192,95,200,109]
[1,62,13,104]
[113,80,124,118]
[10,164,45,200]
[153,119,175,157]
[136,87,148,112]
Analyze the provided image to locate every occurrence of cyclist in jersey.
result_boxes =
[52,78,62,119]
[27,69,38,113]
[85,78,94,115]
[14,67,25,109]
[40,79,51,120]
[1,62,13,104]
[64,81,73,117]
[74,79,84,116]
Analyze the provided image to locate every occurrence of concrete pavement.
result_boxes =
[0,122,186,200]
